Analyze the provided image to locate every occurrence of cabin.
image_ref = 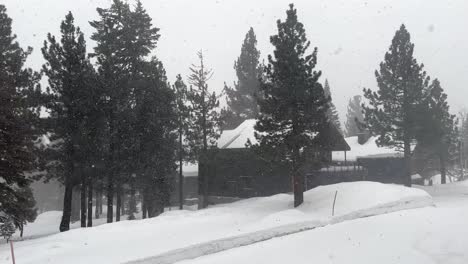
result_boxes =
[178,119,350,207]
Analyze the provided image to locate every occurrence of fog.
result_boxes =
[4,0,468,122]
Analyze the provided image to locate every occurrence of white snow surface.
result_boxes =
[0,182,432,264]
[177,181,468,264]
[332,136,400,161]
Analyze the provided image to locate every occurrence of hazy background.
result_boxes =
[3,0,468,123]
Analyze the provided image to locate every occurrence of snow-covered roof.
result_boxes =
[182,119,257,177]
[332,136,400,162]
[217,119,257,149]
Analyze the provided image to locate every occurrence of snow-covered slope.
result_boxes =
[181,181,468,264]
[0,182,432,264]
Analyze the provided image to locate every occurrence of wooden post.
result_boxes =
[332,190,338,217]
[10,240,15,264]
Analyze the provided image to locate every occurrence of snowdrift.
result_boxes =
[0,182,432,264]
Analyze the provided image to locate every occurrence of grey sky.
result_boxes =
[4,0,468,124]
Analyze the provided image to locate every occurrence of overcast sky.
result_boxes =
[3,0,468,123]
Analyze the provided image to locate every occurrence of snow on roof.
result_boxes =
[182,119,258,177]
[332,136,400,162]
[217,119,257,149]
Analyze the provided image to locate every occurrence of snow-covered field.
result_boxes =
[0,181,432,264]
[178,181,468,264]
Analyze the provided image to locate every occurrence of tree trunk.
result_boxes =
[128,183,136,220]
[87,174,93,227]
[440,148,447,184]
[71,187,81,222]
[59,177,73,232]
[403,139,412,187]
[142,192,147,219]
[179,130,184,210]
[121,191,125,216]
[116,185,121,222]
[95,188,101,219]
[80,171,87,228]
[292,148,303,207]
[107,173,114,223]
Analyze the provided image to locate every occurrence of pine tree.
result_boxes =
[223,27,262,129]
[323,79,342,132]
[254,4,329,207]
[134,58,177,217]
[0,4,39,233]
[344,95,364,137]
[417,79,458,184]
[363,24,429,187]
[90,0,160,223]
[173,74,190,209]
[42,12,97,231]
[186,51,221,208]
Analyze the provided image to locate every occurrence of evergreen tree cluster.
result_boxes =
[0,4,41,236]
[344,95,364,137]
[363,24,458,186]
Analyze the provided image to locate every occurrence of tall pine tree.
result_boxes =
[42,12,97,231]
[254,4,329,207]
[363,24,429,187]
[223,27,262,129]
[344,95,364,137]
[90,0,160,222]
[0,4,39,233]
[134,58,177,217]
[173,74,190,209]
[323,79,342,133]
[187,51,221,208]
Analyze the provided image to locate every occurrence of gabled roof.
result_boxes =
[217,119,350,152]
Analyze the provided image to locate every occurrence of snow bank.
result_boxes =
[183,181,468,264]
[130,182,432,264]
[332,136,400,161]
[0,182,432,264]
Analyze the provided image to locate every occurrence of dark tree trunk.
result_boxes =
[179,130,184,210]
[116,185,121,222]
[87,174,93,227]
[98,188,103,216]
[71,187,81,222]
[404,138,412,187]
[107,173,114,223]
[121,191,125,216]
[440,148,447,184]
[142,193,147,219]
[95,188,100,219]
[292,148,303,207]
[59,176,73,232]
[128,184,136,220]
[80,172,87,228]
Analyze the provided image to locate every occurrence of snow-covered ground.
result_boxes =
[0,181,432,264]
[177,181,468,264]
